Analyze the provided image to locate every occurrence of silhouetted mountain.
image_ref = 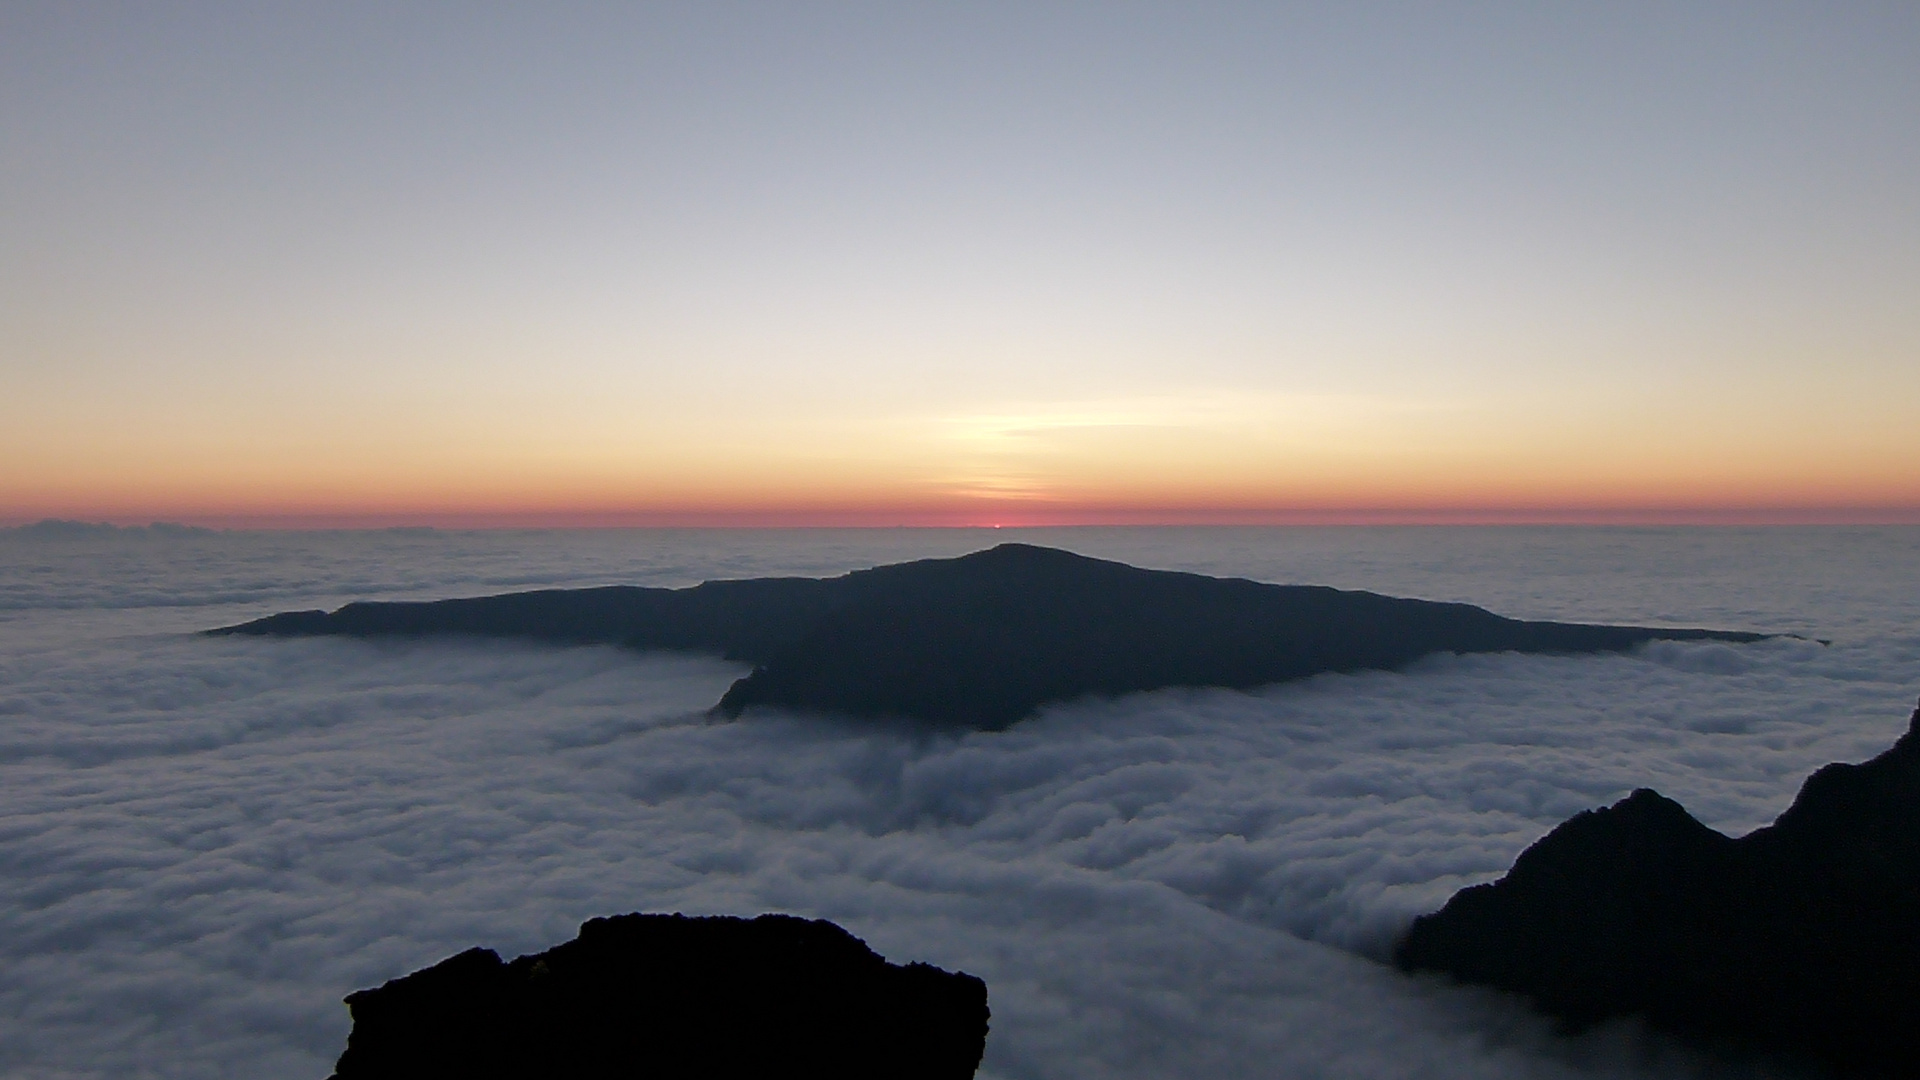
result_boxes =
[327,913,988,1080]
[1396,700,1920,1077]
[212,543,1765,728]
[4,518,213,538]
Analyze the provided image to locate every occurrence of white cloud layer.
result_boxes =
[1,528,1915,1078]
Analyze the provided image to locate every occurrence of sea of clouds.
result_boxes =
[1,526,1916,1079]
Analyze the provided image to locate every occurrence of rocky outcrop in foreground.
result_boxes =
[1397,700,1920,1076]
[329,913,989,1080]
[213,543,1764,728]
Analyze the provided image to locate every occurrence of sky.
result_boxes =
[4,2,1918,527]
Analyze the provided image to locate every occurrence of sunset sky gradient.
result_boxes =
[5,3,1918,526]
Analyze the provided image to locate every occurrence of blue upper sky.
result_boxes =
[5,3,1917,525]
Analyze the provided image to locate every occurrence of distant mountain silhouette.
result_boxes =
[1396,699,1920,1076]
[328,913,989,1080]
[212,543,1765,728]
[4,518,213,538]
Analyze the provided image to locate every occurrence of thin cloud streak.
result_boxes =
[921,391,1464,503]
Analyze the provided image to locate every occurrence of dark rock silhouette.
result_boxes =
[328,912,989,1080]
[213,543,1764,728]
[1396,700,1920,1077]
[4,518,213,538]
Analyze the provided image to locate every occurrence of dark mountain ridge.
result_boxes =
[212,543,1766,728]
[1396,700,1920,1077]
[328,912,989,1080]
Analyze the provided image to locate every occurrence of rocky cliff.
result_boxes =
[329,912,990,1080]
[1397,700,1920,1076]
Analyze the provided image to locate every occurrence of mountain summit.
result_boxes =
[213,543,1765,728]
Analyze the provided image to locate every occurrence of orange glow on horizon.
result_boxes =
[8,393,1917,530]
[8,495,1919,531]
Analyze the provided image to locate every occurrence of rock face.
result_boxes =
[1396,701,1920,1076]
[213,543,1764,728]
[329,913,989,1080]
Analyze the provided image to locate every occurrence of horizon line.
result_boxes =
[8,505,1920,531]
